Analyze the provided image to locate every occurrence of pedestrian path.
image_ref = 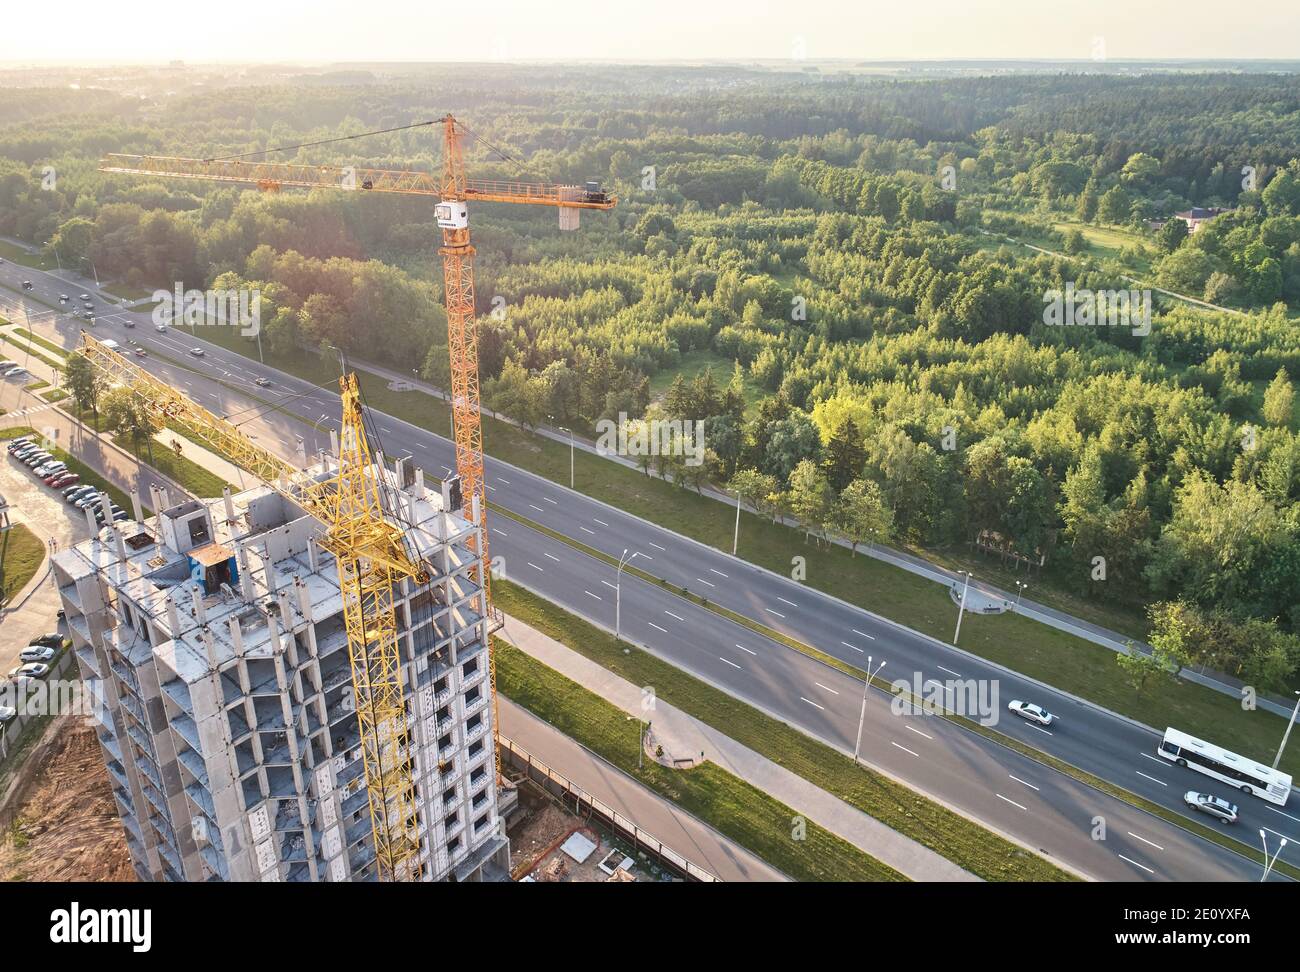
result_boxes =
[497,611,980,882]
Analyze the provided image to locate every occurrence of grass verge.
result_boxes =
[0,522,45,602]
[493,577,1074,881]
[498,642,904,881]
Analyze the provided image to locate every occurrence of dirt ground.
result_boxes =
[507,787,657,883]
[0,720,134,881]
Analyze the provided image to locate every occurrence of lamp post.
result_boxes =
[1014,580,1028,610]
[563,426,573,489]
[953,570,972,644]
[853,656,887,763]
[732,488,742,556]
[1273,690,1300,770]
[1260,829,1288,881]
[44,241,60,272]
[616,548,641,640]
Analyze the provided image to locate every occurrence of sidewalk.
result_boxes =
[499,698,786,882]
[497,611,980,882]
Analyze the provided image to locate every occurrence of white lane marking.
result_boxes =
[527,563,544,572]
[664,611,685,622]
[800,697,824,711]
[718,657,742,671]
[649,542,666,551]
[496,530,508,537]
[1135,771,1167,786]
[891,741,919,757]
[1267,806,1300,825]
[709,568,728,577]
[584,591,602,601]
[1009,775,1039,791]
[1139,752,1165,764]
[996,794,1027,811]
[485,484,495,491]
[1117,854,1155,875]
[1127,832,1164,851]
[814,682,839,696]
[499,478,512,484]
[381,427,394,434]
[529,504,545,513]
[648,622,667,633]
[765,608,785,619]
[593,518,609,527]
[580,526,595,534]
[735,644,757,656]
[777,596,798,607]
[852,629,876,641]
[637,553,653,560]
[1028,723,1054,736]
[937,665,962,678]
[601,580,618,590]
[905,725,932,739]
[842,641,864,653]
[1262,826,1290,842]
[543,496,557,504]
[696,578,715,588]
[544,552,560,562]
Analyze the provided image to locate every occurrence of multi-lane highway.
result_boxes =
[1,253,1296,881]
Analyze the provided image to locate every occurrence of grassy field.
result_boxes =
[190,326,1300,778]
[494,578,1074,881]
[70,411,231,499]
[498,642,904,881]
[0,522,45,602]
[0,240,48,270]
[647,348,763,411]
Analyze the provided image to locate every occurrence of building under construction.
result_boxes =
[51,458,512,882]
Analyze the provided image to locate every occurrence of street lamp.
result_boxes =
[1260,829,1288,881]
[853,656,887,763]
[615,548,641,640]
[44,241,60,272]
[953,570,972,644]
[1273,690,1300,770]
[732,487,743,556]
[1014,580,1028,610]
[562,426,573,489]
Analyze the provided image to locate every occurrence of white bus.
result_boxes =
[1157,728,1292,806]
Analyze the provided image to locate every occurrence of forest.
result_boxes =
[2,63,1299,687]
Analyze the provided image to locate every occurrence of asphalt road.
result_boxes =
[1,254,1295,882]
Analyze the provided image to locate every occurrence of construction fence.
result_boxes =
[499,736,719,882]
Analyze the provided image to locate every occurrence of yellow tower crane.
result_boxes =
[82,332,428,881]
[97,119,616,874]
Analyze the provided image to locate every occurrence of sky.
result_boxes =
[3,0,1299,64]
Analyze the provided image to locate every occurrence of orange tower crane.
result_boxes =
[101,116,616,765]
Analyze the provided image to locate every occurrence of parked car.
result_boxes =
[13,445,43,461]
[28,633,63,649]
[33,461,67,478]
[7,434,34,452]
[47,472,78,488]
[19,646,55,664]
[4,366,29,379]
[64,484,95,502]
[0,707,16,726]
[74,491,106,510]
[23,452,52,467]
[0,361,18,372]
[10,663,50,680]
[1007,700,1056,726]
[1184,791,1239,824]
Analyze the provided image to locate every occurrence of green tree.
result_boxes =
[821,417,866,492]
[786,459,833,544]
[1097,185,1132,224]
[835,478,894,556]
[1262,368,1295,428]
[729,468,779,523]
[103,387,160,462]
[1156,218,1188,254]
[65,352,102,420]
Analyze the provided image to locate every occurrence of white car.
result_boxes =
[10,662,50,680]
[19,646,55,664]
[79,293,90,301]
[58,294,68,302]
[1184,791,1238,824]
[1007,699,1055,726]
[4,366,28,379]
[155,323,167,333]
[33,461,66,478]
[0,706,15,725]
[189,347,205,357]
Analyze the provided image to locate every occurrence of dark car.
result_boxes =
[28,633,64,650]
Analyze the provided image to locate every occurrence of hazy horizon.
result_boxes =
[2,0,1298,65]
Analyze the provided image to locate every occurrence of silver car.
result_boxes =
[1184,791,1238,824]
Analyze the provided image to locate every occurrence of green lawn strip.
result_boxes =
[0,522,46,602]
[497,642,902,882]
[11,327,70,359]
[493,578,1073,881]
[39,389,68,403]
[67,409,230,499]
[0,332,65,372]
[192,320,1300,776]
[0,240,47,268]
